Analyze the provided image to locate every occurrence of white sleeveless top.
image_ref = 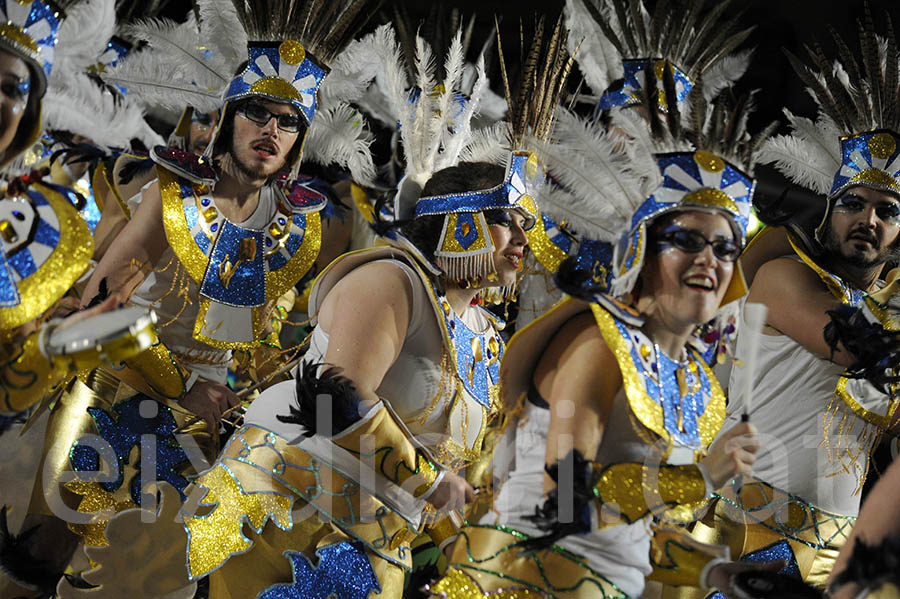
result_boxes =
[128,184,278,383]
[247,255,493,460]
[727,305,891,516]
[486,386,687,598]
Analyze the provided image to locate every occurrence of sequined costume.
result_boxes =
[428,34,768,591]
[436,293,728,599]
[673,241,892,596]
[670,11,900,595]
[173,244,503,598]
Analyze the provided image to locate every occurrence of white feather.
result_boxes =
[43,71,162,149]
[305,103,376,186]
[441,54,488,169]
[412,35,438,174]
[434,29,465,162]
[564,0,622,95]
[758,134,835,195]
[102,51,223,113]
[122,18,231,89]
[196,0,247,69]
[702,48,753,101]
[319,34,380,106]
[458,122,508,165]
[54,0,117,73]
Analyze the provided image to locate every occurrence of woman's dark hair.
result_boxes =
[374,161,507,266]
[3,65,42,163]
[212,97,308,177]
[554,211,682,301]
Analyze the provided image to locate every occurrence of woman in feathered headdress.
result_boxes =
[432,63,780,598]
[516,0,756,333]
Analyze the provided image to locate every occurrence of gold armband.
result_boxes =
[117,339,188,400]
[593,462,708,526]
[647,527,729,587]
[332,403,441,498]
[0,330,70,414]
[425,516,459,549]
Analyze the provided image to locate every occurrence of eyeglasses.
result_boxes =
[657,228,741,261]
[237,103,303,133]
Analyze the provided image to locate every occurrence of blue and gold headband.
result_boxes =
[612,150,753,298]
[597,58,693,113]
[0,0,62,98]
[224,41,328,127]
[414,151,541,280]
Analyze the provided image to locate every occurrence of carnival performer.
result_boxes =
[428,66,780,598]
[683,8,900,592]
[7,0,376,595]
[71,22,543,599]
[515,0,755,333]
[0,0,150,420]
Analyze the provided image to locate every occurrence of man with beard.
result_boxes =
[676,13,900,593]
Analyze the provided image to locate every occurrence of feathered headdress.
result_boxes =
[41,0,162,151]
[538,69,770,307]
[102,0,377,181]
[565,0,754,114]
[372,22,502,273]
[494,15,579,275]
[758,3,900,240]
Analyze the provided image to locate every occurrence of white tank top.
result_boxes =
[486,385,689,598]
[250,256,493,457]
[727,305,891,516]
[129,184,277,383]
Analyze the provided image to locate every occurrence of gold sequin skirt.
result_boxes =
[29,368,213,546]
[661,478,854,599]
[428,524,630,599]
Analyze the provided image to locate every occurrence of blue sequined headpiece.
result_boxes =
[414,151,540,229]
[597,58,693,113]
[224,41,328,127]
[829,130,900,199]
[0,0,63,98]
[613,150,754,295]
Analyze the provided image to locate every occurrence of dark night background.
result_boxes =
[155,0,900,136]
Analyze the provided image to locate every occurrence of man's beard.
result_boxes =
[228,145,271,180]
[823,224,895,268]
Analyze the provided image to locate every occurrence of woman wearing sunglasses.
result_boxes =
[432,102,780,598]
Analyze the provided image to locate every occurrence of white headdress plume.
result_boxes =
[42,0,163,150]
[759,5,900,204]
[370,23,496,221]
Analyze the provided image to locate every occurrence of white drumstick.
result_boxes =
[740,303,769,420]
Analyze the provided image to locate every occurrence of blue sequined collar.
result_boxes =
[591,303,726,450]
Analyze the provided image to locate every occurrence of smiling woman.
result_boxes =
[438,76,783,596]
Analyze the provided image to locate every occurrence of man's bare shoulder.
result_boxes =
[751,256,823,296]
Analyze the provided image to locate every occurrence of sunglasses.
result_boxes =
[237,102,303,133]
[657,227,741,261]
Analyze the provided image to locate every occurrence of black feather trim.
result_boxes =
[515,450,594,555]
[117,155,155,186]
[0,506,64,595]
[84,278,110,309]
[823,305,900,394]
[277,361,365,437]
[830,535,900,592]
